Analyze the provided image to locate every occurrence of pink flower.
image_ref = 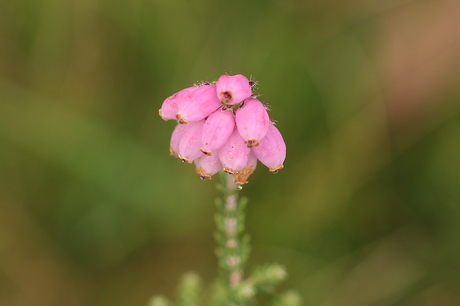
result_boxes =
[218,128,251,174]
[251,123,286,173]
[235,98,270,147]
[178,120,205,163]
[159,86,197,121]
[201,108,235,156]
[169,123,191,158]
[195,154,222,180]
[176,84,221,124]
[233,152,257,185]
[161,74,286,183]
[216,74,253,105]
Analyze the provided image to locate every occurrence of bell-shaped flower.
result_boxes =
[233,152,257,185]
[251,123,286,172]
[176,84,221,124]
[159,86,197,121]
[218,128,251,174]
[235,98,270,147]
[201,108,235,156]
[178,120,205,163]
[195,153,222,180]
[216,74,252,105]
[169,123,191,158]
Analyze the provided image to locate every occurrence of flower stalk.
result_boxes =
[150,74,300,306]
[215,172,251,303]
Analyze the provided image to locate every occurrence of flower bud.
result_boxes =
[233,152,257,185]
[178,120,205,163]
[201,108,235,156]
[169,123,191,158]
[251,123,286,172]
[235,98,270,147]
[159,86,197,121]
[195,153,222,179]
[176,84,221,124]
[216,74,252,105]
[218,128,251,174]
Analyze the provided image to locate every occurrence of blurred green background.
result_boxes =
[1,0,460,305]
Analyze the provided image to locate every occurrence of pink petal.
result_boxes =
[235,98,270,147]
[194,154,222,180]
[201,108,235,156]
[178,120,205,163]
[159,86,197,121]
[233,152,257,185]
[169,123,191,158]
[216,74,253,105]
[218,128,251,174]
[251,123,286,172]
[176,84,221,124]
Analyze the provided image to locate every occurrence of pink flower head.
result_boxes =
[161,74,286,183]
[218,128,251,174]
[176,84,221,124]
[201,108,235,156]
[235,98,270,147]
[178,120,205,163]
[159,86,197,121]
[195,153,222,180]
[251,123,286,173]
[216,74,253,105]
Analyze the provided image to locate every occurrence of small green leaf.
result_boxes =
[177,272,202,306]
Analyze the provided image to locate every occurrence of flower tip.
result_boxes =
[245,139,259,148]
[219,91,233,104]
[234,179,248,185]
[200,147,212,156]
[195,168,212,180]
[176,113,187,124]
[222,167,238,174]
[169,147,180,158]
[269,164,284,173]
[180,156,193,164]
[233,165,256,185]
[158,109,168,121]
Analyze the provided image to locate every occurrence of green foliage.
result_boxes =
[209,281,228,306]
[178,272,202,306]
[149,174,300,305]
[245,263,287,294]
[2,0,460,305]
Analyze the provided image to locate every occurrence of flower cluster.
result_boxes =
[159,74,286,185]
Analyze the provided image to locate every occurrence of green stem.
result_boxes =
[216,172,250,303]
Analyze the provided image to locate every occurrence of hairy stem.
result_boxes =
[216,172,250,303]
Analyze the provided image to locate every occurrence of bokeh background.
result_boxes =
[1,0,460,305]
